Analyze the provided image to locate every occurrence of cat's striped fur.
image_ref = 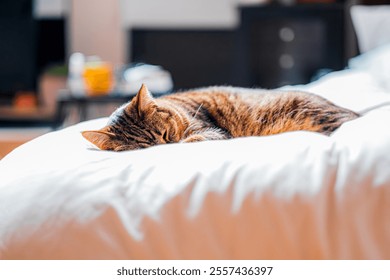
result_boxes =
[82,84,359,151]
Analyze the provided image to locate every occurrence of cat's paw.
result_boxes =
[181,134,207,143]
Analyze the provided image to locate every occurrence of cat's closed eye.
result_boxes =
[162,130,169,142]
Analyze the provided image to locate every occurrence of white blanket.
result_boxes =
[1,66,390,259]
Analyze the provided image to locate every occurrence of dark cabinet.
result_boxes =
[236,4,346,88]
[131,4,349,90]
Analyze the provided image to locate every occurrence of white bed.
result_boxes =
[1,45,390,260]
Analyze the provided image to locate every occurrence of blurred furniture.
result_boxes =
[0,72,67,127]
[0,0,66,106]
[0,0,66,161]
[0,0,36,102]
[236,4,346,88]
[131,29,237,90]
[130,3,349,89]
[56,92,129,124]
[56,90,168,123]
[0,72,66,159]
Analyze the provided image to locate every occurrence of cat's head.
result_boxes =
[82,84,189,151]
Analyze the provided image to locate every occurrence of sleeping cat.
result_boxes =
[82,84,359,151]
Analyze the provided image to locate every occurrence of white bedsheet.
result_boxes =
[0,68,390,259]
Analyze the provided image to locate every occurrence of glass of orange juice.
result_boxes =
[83,61,113,96]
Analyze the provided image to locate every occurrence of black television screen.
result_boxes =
[0,18,36,96]
[0,0,36,100]
[131,29,236,90]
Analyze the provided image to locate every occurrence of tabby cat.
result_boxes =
[82,84,359,151]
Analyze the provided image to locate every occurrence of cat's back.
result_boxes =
[161,86,313,110]
[160,86,303,135]
[160,86,358,136]
[160,86,246,113]
[161,86,270,106]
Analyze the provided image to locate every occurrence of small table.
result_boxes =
[56,90,168,125]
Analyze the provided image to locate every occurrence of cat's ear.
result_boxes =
[81,129,115,150]
[131,84,157,117]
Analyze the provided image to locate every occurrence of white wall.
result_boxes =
[33,0,69,18]
[120,0,239,29]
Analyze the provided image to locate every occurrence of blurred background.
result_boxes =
[0,0,390,158]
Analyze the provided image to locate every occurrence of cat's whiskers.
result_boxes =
[192,103,203,119]
[179,103,204,139]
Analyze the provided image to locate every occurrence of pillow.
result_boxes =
[351,5,390,53]
[348,43,390,91]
